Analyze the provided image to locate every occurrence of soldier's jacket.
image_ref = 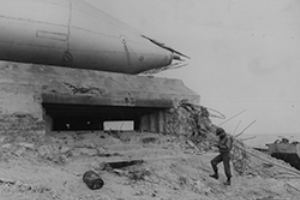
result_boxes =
[217,134,233,153]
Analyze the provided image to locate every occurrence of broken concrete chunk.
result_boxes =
[83,170,104,190]
[103,160,144,170]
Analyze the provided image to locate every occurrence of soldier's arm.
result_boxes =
[218,137,230,150]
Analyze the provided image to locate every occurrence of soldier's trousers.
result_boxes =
[211,152,232,179]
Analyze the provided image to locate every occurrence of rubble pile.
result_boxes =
[164,100,214,137]
[231,140,250,175]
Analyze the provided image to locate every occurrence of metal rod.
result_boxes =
[235,120,256,138]
[233,120,242,134]
[218,110,246,126]
[240,136,257,141]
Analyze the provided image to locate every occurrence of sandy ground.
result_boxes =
[0,131,300,200]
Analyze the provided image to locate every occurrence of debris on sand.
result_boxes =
[102,160,144,170]
[0,131,300,199]
[82,170,104,190]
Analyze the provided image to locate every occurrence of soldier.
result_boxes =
[210,128,233,185]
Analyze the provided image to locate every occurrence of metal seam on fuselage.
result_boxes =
[0,14,66,27]
[121,36,131,66]
[62,0,73,65]
[36,30,68,41]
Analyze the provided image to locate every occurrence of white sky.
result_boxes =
[86,0,300,136]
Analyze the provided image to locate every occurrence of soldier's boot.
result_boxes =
[224,177,231,186]
[210,162,219,179]
[209,174,219,180]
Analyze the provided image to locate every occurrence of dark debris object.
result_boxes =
[83,170,104,190]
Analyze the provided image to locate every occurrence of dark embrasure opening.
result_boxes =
[43,103,164,131]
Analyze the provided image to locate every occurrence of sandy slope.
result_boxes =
[0,131,299,200]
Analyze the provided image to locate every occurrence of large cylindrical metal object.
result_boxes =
[0,0,174,74]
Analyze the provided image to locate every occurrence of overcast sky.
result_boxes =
[86,0,300,136]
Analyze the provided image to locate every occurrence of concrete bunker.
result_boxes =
[0,63,200,136]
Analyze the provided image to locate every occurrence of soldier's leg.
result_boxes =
[210,154,223,179]
[222,152,232,185]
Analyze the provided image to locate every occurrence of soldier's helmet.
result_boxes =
[216,128,225,136]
